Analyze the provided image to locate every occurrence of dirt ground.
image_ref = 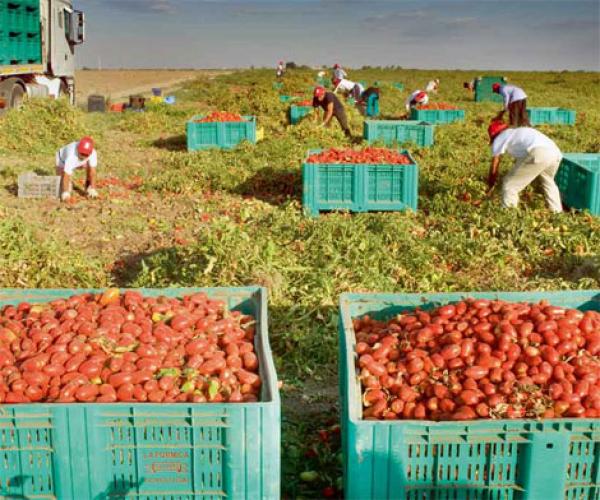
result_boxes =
[75,69,227,102]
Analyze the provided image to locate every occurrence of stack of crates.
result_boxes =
[475,76,507,103]
[0,0,42,65]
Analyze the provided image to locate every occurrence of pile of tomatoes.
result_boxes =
[416,103,458,110]
[296,100,313,107]
[307,148,411,165]
[354,299,600,421]
[197,111,246,123]
[0,290,261,404]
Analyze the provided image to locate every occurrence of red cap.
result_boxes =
[314,86,326,98]
[492,83,501,93]
[332,78,341,86]
[333,63,340,69]
[488,120,509,143]
[77,136,94,156]
[278,60,284,64]
[415,91,428,103]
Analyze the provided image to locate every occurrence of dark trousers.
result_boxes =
[333,109,352,138]
[509,99,530,127]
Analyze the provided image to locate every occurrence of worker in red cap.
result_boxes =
[55,137,99,202]
[492,83,530,126]
[276,60,285,79]
[312,86,352,138]
[405,90,429,112]
[487,120,563,213]
[332,63,347,82]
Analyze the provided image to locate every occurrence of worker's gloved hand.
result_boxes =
[86,187,99,198]
[60,191,71,202]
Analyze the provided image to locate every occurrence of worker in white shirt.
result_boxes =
[425,78,440,94]
[332,63,347,81]
[492,83,530,127]
[333,78,364,101]
[463,79,476,92]
[55,137,99,202]
[487,120,562,213]
[405,90,428,112]
[276,61,285,79]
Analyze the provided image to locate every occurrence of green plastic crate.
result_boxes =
[528,107,576,126]
[272,82,283,90]
[302,149,418,217]
[392,83,404,91]
[410,107,465,124]
[0,287,280,500]
[339,290,600,500]
[475,76,507,103]
[363,120,435,147]
[289,105,312,125]
[186,115,257,151]
[556,153,600,215]
[279,95,299,104]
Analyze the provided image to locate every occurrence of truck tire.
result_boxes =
[9,83,25,109]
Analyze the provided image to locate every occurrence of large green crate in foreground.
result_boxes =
[410,107,465,124]
[302,149,418,216]
[186,115,257,151]
[528,107,576,126]
[339,290,600,500]
[475,75,506,103]
[0,287,280,500]
[556,153,600,215]
[363,120,434,147]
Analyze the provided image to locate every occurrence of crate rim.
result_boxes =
[303,148,417,166]
[0,286,280,407]
[364,119,434,126]
[340,290,600,426]
[187,114,256,124]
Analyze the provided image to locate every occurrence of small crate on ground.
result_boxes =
[410,107,465,124]
[17,172,60,198]
[556,153,600,215]
[363,120,434,147]
[339,290,600,500]
[302,149,419,217]
[0,287,280,500]
[289,105,312,125]
[475,75,507,103]
[528,107,576,125]
[187,115,257,151]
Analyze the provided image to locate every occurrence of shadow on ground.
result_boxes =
[153,134,187,151]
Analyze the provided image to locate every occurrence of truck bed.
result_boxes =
[0,0,42,67]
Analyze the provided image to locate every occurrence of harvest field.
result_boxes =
[0,68,599,497]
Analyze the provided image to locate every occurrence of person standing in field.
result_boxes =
[276,61,285,79]
[312,86,352,138]
[493,83,530,127]
[332,63,347,81]
[426,78,440,94]
[487,120,563,213]
[56,137,99,202]
[405,90,429,112]
[463,79,476,92]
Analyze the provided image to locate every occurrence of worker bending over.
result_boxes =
[487,121,562,213]
[425,78,440,93]
[56,137,99,202]
[312,86,352,138]
[333,78,364,101]
[405,90,428,112]
[493,83,530,127]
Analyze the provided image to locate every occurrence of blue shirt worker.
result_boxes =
[493,83,530,127]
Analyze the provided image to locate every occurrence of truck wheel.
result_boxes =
[9,84,25,109]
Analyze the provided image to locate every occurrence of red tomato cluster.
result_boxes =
[416,103,458,110]
[296,100,313,106]
[197,112,246,123]
[354,299,600,421]
[0,290,261,404]
[307,148,411,165]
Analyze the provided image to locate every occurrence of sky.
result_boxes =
[75,0,600,71]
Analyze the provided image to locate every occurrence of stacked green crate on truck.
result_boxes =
[289,104,312,125]
[528,107,576,126]
[187,115,257,151]
[0,287,280,500]
[364,120,435,147]
[410,107,465,124]
[475,75,506,103]
[302,149,419,217]
[556,153,600,215]
[339,290,600,500]
[0,0,41,65]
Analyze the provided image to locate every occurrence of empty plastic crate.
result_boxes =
[279,95,299,104]
[392,83,404,90]
[475,76,507,103]
[528,107,576,126]
[302,149,418,217]
[17,172,61,198]
[0,287,280,500]
[363,120,434,147]
[410,107,465,124]
[339,290,600,500]
[556,153,600,215]
[187,115,257,151]
[289,105,312,125]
